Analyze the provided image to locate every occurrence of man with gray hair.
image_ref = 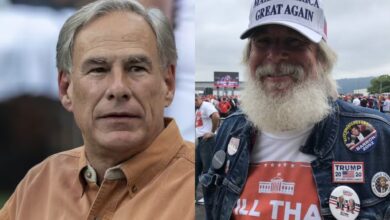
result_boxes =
[0,0,194,219]
[201,0,390,219]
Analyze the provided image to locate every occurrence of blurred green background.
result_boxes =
[0,192,11,207]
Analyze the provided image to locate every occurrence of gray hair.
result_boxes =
[242,39,337,74]
[56,0,177,73]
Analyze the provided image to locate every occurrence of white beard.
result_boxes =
[241,64,334,133]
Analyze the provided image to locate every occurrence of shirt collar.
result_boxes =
[76,148,88,196]
[75,118,184,197]
[83,164,125,183]
[120,118,183,197]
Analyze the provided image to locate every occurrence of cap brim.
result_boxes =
[240,20,323,43]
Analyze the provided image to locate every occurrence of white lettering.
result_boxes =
[284,202,301,220]
[239,199,249,215]
[356,135,375,151]
[270,200,284,219]
[303,204,321,220]
[234,199,240,215]
[235,199,320,219]
[249,199,261,217]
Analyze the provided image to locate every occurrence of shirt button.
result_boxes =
[132,185,138,193]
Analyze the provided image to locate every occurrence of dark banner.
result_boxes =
[214,72,239,88]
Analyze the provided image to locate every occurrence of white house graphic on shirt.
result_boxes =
[258,173,295,195]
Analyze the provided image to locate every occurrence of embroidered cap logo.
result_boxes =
[241,0,327,43]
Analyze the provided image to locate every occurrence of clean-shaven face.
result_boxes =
[62,12,175,157]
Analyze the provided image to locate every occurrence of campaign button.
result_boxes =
[342,120,377,153]
[332,162,364,183]
[329,186,360,220]
[212,150,226,170]
[227,137,240,156]
[371,172,390,198]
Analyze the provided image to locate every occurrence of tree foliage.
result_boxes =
[367,74,390,94]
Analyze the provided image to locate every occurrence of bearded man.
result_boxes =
[200,0,390,219]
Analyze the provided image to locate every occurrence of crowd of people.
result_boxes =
[196,92,390,120]
[340,94,390,114]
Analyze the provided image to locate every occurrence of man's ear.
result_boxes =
[163,64,176,107]
[58,71,73,112]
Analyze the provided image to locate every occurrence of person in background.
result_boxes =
[360,96,368,107]
[352,95,361,106]
[195,94,220,205]
[140,0,195,141]
[0,0,194,219]
[218,96,232,118]
[383,95,390,115]
[0,0,88,201]
[378,95,385,112]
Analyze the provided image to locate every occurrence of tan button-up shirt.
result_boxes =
[0,119,194,220]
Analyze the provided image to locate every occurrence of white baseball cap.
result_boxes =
[241,0,327,43]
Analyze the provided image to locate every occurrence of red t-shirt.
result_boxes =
[232,161,321,220]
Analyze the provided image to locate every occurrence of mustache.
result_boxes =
[255,63,305,82]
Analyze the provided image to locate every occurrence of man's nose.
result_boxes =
[106,69,131,101]
[265,43,289,64]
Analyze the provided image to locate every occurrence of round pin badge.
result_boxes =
[212,150,226,170]
[371,172,390,198]
[227,137,240,156]
[329,185,360,220]
[342,120,377,153]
